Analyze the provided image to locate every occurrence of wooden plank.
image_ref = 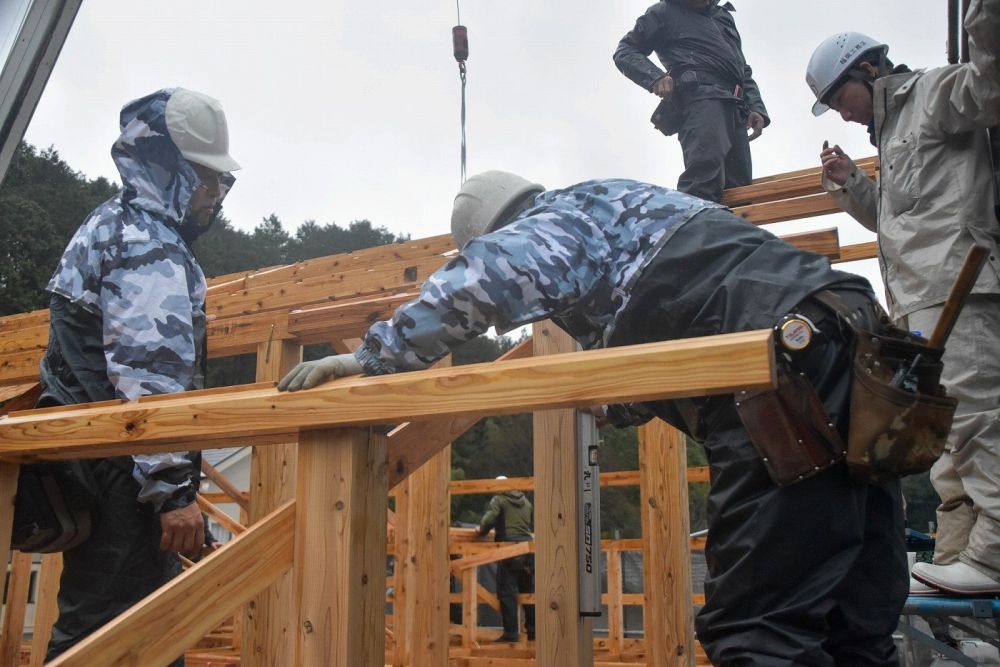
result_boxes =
[0,383,40,412]
[386,339,533,490]
[450,468,703,495]
[207,311,292,358]
[639,421,694,667]
[48,501,295,667]
[733,192,841,226]
[835,241,878,264]
[0,324,47,355]
[393,356,451,667]
[288,292,417,342]
[739,156,878,186]
[206,253,446,320]
[450,542,532,572]
[201,461,249,512]
[781,227,839,260]
[243,340,301,667]
[197,495,246,535]
[532,321,593,666]
[722,159,879,207]
[0,331,776,461]
[29,553,63,667]
[294,428,387,667]
[207,235,454,297]
[0,348,42,386]
[0,550,33,667]
[0,310,49,331]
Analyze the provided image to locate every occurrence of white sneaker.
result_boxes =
[912,561,1000,595]
[908,575,940,596]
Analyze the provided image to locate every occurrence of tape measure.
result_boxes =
[776,314,819,352]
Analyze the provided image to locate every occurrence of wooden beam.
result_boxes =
[201,460,249,512]
[243,340,301,667]
[1,550,33,667]
[722,159,879,207]
[835,241,877,264]
[48,501,295,667]
[639,421,694,667]
[450,542,532,572]
[0,331,776,461]
[781,227,839,260]
[197,495,246,535]
[207,253,445,320]
[29,553,63,667]
[732,193,841,226]
[532,321,593,666]
[294,428,387,667]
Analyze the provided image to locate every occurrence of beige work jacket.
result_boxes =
[823,0,1000,320]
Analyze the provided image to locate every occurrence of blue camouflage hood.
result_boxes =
[113,88,233,226]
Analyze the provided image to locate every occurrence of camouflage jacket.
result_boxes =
[43,88,233,511]
[355,179,720,374]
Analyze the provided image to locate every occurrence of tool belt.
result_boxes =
[735,290,957,486]
[847,324,957,483]
[650,69,745,137]
[735,356,847,487]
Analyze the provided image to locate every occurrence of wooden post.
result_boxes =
[639,421,694,666]
[294,427,387,667]
[243,340,301,666]
[1,550,33,666]
[393,358,452,666]
[0,463,19,662]
[461,567,478,650]
[607,545,624,657]
[532,321,593,666]
[29,554,63,667]
[1,464,17,569]
[2,552,30,652]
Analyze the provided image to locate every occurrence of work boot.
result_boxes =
[912,562,1000,595]
[908,575,940,596]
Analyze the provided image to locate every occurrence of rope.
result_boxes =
[459,60,467,185]
[456,0,467,184]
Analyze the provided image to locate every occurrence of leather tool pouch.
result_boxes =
[650,97,682,137]
[847,329,957,483]
[11,461,98,553]
[735,362,847,486]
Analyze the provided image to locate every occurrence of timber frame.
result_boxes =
[0,159,879,666]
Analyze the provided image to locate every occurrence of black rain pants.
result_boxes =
[676,97,752,203]
[655,290,909,665]
[46,456,184,666]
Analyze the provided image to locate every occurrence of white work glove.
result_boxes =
[277,353,363,392]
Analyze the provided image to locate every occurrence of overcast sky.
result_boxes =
[22,0,951,296]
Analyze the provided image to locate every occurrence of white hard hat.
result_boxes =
[451,171,544,249]
[495,475,508,480]
[806,32,887,116]
[165,88,241,173]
